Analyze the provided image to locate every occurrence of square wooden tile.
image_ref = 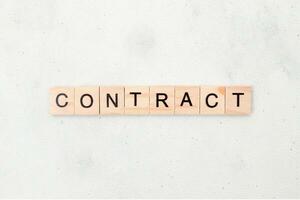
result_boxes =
[75,86,100,115]
[200,86,225,115]
[125,86,149,115]
[175,86,200,115]
[149,86,174,115]
[226,86,252,115]
[49,87,74,115]
[100,86,124,115]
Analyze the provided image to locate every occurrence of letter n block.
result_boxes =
[149,86,174,115]
[125,86,149,115]
[75,87,100,115]
[226,86,252,115]
[100,86,124,115]
[49,87,74,115]
[200,86,225,115]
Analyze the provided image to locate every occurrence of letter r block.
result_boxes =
[149,86,174,115]
[49,87,74,115]
[75,87,100,115]
[226,86,251,115]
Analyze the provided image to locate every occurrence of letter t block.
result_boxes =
[125,86,149,115]
[226,86,252,115]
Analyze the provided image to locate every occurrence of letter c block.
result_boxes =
[49,87,74,115]
[200,86,225,115]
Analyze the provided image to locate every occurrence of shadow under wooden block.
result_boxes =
[200,86,225,115]
[175,86,200,115]
[150,86,174,115]
[49,87,74,115]
[75,86,100,115]
[125,86,149,115]
[100,86,124,115]
[226,86,252,115]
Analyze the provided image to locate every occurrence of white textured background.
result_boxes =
[0,0,299,198]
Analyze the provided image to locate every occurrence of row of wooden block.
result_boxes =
[49,86,251,115]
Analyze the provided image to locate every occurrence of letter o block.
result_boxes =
[75,87,100,115]
[49,87,74,115]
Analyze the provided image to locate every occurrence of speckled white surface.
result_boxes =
[0,0,299,198]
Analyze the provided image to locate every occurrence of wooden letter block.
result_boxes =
[175,86,200,115]
[100,86,124,115]
[150,86,174,115]
[200,86,225,115]
[75,87,100,115]
[49,87,74,115]
[226,86,252,115]
[125,86,149,115]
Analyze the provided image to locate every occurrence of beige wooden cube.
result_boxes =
[175,86,200,115]
[226,86,252,115]
[49,87,75,115]
[149,86,174,115]
[75,87,100,115]
[125,86,149,115]
[100,86,124,115]
[200,86,225,115]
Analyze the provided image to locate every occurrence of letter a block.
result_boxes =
[125,86,149,115]
[49,87,74,115]
[175,86,200,115]
[200,86,225,115]
[150,86,174,115]
[100,86,124,115]
[75,87,100,115]
[226,86,251,115]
